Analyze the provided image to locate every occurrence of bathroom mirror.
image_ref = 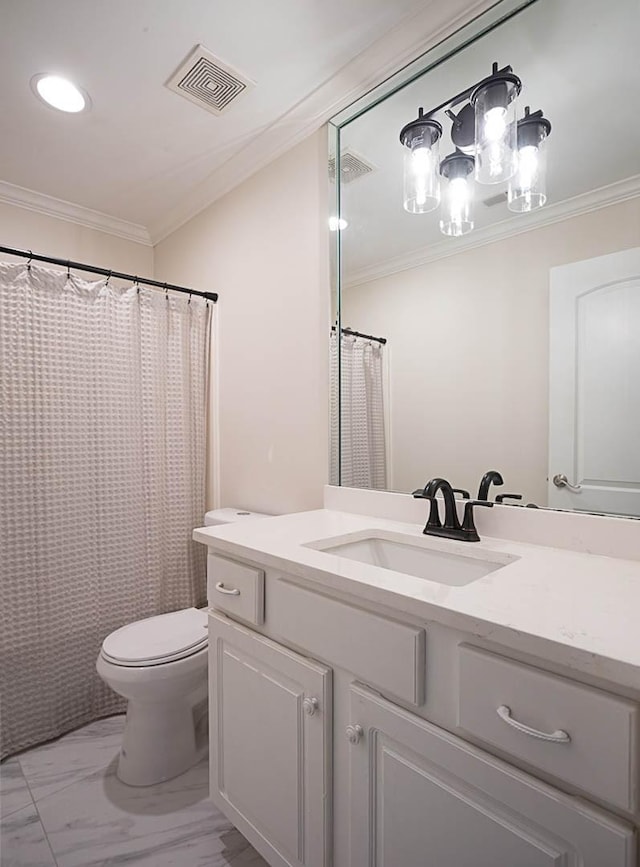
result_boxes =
[329,0,640,517]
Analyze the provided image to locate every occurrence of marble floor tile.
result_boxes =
[0,802,57,867]
[18,715,126,803]
[0,759,34,819]
[37,757,267,867]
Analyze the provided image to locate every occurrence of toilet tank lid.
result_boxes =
[204,508,271,526]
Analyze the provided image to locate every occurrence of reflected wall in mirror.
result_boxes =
[329,0,640,517]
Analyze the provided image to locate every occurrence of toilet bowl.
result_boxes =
[96,607,209,786]
[97,507,270,786]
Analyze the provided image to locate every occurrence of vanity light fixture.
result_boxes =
[399,62,551,236]
[439,151,475,236]
[508,106,552,212]
[470,63,521,185]
[399,109,442,214]
[31,74,89,113]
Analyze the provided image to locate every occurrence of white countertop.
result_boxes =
[194,508,640,692]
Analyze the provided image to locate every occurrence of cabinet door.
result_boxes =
[349,684,635,867]
[209,612,331,867]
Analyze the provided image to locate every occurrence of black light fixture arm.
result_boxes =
[403,62,517,132]
[0,245,218,302]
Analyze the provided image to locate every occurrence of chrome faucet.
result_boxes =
[414,477,493,543]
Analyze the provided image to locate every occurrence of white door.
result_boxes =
[348,684,635,867]
[208,612,331,867]
[548,248,640,514]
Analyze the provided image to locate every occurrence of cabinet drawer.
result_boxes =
[458,645,639,812]
[207,553,264,625]
[269,578,425,706]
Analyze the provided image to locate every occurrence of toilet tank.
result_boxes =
[204,508,270,526]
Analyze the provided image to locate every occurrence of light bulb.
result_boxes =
[517,146,538,189]
[412,146,433,206]
[34,75,87,112]
[440,176,473,237]
[483,106,507,141]
[328,216,348,231]
[449,178,470,228]
[508,141,547,213]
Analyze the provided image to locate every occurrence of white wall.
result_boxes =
[154,130,330,515]
[342,197,640,504]
[0,202,153,276]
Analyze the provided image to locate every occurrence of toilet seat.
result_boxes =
[101,607,208,667]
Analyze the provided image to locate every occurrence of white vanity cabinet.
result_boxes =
[208,612,331,867]
[205,551,638,867]
[348,684,636,867]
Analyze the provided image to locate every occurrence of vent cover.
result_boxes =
[481,191,508,208]
[329,149,375,184]
[165,44,254,116]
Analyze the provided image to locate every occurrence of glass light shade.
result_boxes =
[439,175,473,236]
[508,129,549,213]
[403,138,440,213]
[473,78,519,184]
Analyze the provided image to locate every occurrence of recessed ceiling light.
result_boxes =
[31,74,89,113]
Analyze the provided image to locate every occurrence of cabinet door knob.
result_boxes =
[346,724,364,744]
[303,697,319,716]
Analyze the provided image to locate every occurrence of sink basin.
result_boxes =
[306,531,516,586]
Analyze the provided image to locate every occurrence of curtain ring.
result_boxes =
[26,250,33,271]
[187,292,192,305]
[105,270,112,286]
[164,282,169,300]
[66,260,71,279]
[133,276,140,295]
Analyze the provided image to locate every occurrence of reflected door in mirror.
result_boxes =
[548,248,640,516]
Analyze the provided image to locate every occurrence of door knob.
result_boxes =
[303,697,319,716]
[552,473,582,492]
[346,724,364,744]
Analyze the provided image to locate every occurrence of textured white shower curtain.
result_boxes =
[0,262,211,758]
[330,331,387,489]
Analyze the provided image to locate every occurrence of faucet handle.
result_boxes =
[495,493,523,504]
[461,500,493,541]
[452,488,470,499]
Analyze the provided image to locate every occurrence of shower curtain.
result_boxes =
[0,262,211,758]
[330,330,387,489]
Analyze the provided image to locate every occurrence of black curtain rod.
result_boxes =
[332,325,387,345]
[0,245,218,303]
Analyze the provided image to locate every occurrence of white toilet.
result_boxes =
[96,507,269,786]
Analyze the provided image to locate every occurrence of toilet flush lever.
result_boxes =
[215,582,240,596]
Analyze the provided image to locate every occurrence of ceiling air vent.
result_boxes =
[481,191,508,208]
[329,149,375,184]
[165,44,254,116]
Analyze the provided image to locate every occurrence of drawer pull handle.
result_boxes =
[497,705,570,743]
[215,582,240,596]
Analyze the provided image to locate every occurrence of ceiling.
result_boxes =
[0,0,497,244]
[338,0,640,282]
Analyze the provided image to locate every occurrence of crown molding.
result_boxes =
[0,180,152,246]
[148,0,500,243]
[345,175,640,288]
